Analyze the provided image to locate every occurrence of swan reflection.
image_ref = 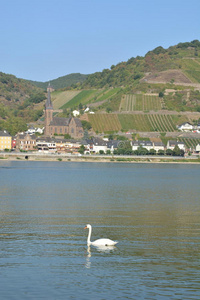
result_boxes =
[85,246,91,269]
[85,245,117,269]
[94,245,117,253]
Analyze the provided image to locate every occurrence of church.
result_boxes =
[44,89,84,139]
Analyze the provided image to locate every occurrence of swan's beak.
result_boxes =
[84,226,87,229]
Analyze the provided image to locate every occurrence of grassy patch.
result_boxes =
[61,90,97,109]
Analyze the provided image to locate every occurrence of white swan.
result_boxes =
[84,224,118,246]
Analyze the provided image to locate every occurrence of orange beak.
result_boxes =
[84,226,87,229]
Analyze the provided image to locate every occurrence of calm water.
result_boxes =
[0,161,200,300]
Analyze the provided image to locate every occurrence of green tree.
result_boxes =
[166,149,173,156]
[64,134,71,139]
[158,149,165,155]
[81,120,92,130]
[149,148,156,155]
[78,144,85,154]
[137,146,149,155]
[106,150,111,155]
[159,91,164,98]
[173,145,184,156]
[106,107,112,113]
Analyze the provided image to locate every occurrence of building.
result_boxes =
[132,140,153,151]
[177,122,194,131]
[92,137,108,154]
[153,142,165,153]
[0,130,12,150]
[44,89,84,139]
[36,137,57,153]
[195,143,200,153]
[16,133,36,151]
[167,140,185,151]
[47,82,54,93]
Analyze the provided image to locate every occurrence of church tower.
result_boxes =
[44,89,53,136]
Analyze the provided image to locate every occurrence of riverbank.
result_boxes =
[0,152,200,164]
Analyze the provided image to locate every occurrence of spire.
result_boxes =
[45,89,53,109]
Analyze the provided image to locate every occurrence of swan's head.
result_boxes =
[84,224,91,230]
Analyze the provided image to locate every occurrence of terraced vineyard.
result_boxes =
[147,114,176,132]
[88,114,121,132]
[118,114,153,131]
[120,94,162,111]
[88,113,190,133]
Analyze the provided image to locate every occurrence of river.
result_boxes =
[0,161,199,299]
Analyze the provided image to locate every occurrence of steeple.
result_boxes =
[45,89,53,110]
[44,88,53,136]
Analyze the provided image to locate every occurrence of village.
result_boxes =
[1,126,200,157]
[1,87,200,157]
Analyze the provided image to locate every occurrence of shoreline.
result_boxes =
[0,153,200,164]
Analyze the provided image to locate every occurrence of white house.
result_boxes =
[36,137,57,153]
[26,127,44,134]
[153,142,165,153]
[177,122,194,131]
[132,140,153,151]
[72,110,80,117]
[35,127,44,134]
[92,138,108,153]
[167,140,185,151]
[84,107,90,113]
[196,143,200,152]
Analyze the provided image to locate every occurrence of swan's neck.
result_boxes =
[87,226,92,245]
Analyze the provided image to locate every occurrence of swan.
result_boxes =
[84,224,118,246]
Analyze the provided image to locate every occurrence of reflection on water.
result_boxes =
[0,161,200,299]
[85,245,118,269]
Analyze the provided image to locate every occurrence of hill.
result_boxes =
[0,72,46,135]
[1,40,200,138]
[80,40,200,89]
[30,73,88,90]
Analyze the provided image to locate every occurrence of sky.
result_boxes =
[1,0,200,82]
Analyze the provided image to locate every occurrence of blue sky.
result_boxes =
[1,0,200,81]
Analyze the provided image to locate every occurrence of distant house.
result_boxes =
[195,143,200,153]
[26,127,44,135]
[92,137,108,153]
[26,126,35,134]
[177,122,193,131]
[16,133,36,151]
[107,140,119,153]
[167,140,185,151]
[132,140,153,151]
[72,110,80,117]
[153,142,165,152]
[0,130,12,150]
[36,137,57,153]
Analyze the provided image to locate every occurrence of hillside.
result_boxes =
[81,40,200,89]
[0,72,46,135]
[30,73,88,90]
[1,40,200,137]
